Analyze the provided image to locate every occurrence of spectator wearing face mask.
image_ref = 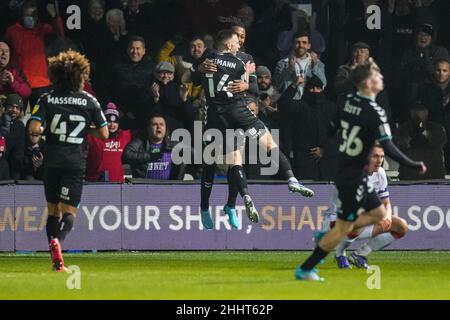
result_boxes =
[4,0,64,108]
[278,75,338,181]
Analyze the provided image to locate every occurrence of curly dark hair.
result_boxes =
[48,50,90,92]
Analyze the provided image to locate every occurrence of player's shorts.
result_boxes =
[335,175,381,222]
[204,104,267,152]
[43,166,84,207]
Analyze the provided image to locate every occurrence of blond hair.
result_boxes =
[350,58,380,89]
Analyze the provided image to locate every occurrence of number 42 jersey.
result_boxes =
[30,90,107,169]
[336,93,392,181]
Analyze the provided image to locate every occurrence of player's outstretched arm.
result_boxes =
[379,139,427,174]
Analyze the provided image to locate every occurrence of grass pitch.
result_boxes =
[0,251,449,300]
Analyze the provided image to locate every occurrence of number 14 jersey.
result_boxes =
[336,93,392,181]
[31,90,107,169]
[202,51,247,113]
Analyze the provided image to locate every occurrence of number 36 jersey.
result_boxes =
[30,90,107,169]
[336,93,392,181]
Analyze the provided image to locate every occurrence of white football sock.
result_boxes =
[354,225,374,241]
[356,232,396,256]
[335,237,354,257]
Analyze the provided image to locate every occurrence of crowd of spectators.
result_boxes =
[0,0,450,183]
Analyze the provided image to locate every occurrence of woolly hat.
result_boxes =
[104,102,120,123]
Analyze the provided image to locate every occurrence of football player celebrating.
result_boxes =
[29,50,108,272]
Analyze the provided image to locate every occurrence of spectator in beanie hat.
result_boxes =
[86,102,132,183]
[256,65,280,103]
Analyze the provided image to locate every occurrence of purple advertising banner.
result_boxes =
[13,184,122,251]
[0,185,14,251]
[1,183,449,251]
[387,185,450,250]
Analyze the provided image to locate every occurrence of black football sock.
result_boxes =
[201,163,216,211]
[46,215,60,243]
[57,213,75,243]
[271,147,294,179]
[229,165,249,197]
[300,246,330,271]
[226,167,239,208]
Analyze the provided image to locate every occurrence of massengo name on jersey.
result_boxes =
[47,96,89,106]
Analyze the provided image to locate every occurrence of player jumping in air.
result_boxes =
[295,58,426,281]
[198,29,314,229]
[29,50,109,272]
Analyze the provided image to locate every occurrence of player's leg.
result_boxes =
[44,167,62,242]
[48,202,76,273]
[296,218,354,280]
[46,202,61,243]
[226,148,259,223]
[347,194,385,269]
[355,216,408,258]
[224,107,265,223]
[50,168,84,272]
[55,169,85,243]
[57,203,77,243]
[296,179,386,280]
[199,109,222,230]
[43,167,67,272]
[319,214,352,268]
[200,162,216,230]
[299,209,382,275]
[224,166,239,228]
[257,130,314,197]
[334,224,373,269]
[334,237,354,268]
[230,105,314,197]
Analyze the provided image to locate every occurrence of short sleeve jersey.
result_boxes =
[31,90,107,169]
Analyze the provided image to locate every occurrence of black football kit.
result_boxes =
[335,93,422,221]
[31,90,107,207]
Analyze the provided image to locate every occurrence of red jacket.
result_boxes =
[0,66,31,100]
[86,129,132,183]
[5,19,64,89]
